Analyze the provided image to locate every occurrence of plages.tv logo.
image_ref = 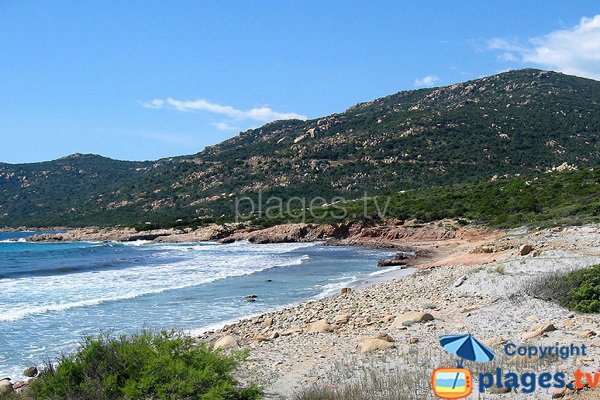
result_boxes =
[432,334,495,399]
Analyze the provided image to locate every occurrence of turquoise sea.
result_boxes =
[0,231,401,379]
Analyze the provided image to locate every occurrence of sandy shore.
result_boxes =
[196,224,600,399]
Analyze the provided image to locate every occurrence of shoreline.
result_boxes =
[188,264,417,338]
[6,223,600,398]
[195,224,600,399]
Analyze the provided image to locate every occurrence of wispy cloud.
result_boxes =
[212,121,239,131]
[414,75,440,87]
[487,15,600,80]
[142,97,308,123]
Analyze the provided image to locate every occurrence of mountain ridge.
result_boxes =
[1,68,599,227]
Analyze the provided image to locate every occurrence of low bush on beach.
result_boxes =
[11,331,261,400]
[518,264,600,313]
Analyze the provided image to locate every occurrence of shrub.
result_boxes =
[517,264,600,313]
[25,331,261,400]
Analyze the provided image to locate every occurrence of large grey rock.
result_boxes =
[0,379,13,395]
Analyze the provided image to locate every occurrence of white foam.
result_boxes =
[0,242,313,323]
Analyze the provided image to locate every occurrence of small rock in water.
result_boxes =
[23,367,37,378]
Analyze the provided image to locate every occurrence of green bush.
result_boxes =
[559,265,600,313]
[24,331,261,400]
[520,265,600,313]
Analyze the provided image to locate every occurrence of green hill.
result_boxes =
[1,69,599,227]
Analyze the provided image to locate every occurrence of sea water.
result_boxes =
[0,231,404,379]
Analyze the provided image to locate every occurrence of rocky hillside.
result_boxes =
[1,69,599,227]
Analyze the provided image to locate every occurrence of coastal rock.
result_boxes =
[369,333,395,343]
[359,338,395,353]
[392,312,434,328]
[262,318,273,328]
[487,386,512,394]
[254,334,270,342]
[454,275,467,287]
[522,323,557,339]
[281,328,303,336]
[23,367,37,378]
[0,379,13,395]
[377,258,407,267]
[333,313,351,325]
[213,335,239,350]
[340,287,352,294]
[519,244,534,256]
[581,330,596,338]
[482,337,508,348]
[305,319,333,333]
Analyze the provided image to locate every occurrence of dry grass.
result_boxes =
[292,344,560,400]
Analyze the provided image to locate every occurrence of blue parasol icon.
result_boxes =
[440,334,495,367]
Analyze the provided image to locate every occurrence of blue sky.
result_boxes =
[1,1,599,163]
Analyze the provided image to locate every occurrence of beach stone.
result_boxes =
[254,334,270,342]
[482,337,508,348]
[262,318,273,328]
[487,386,512,394]
[12,380,29,391]
[213,335,238,350]
[369,333,395,343]
[409,337,419,344]
[454,275,467,287]
[23,367,37,378]
[340,287,352,294]
[380,314,394,323]
[581,330,596,338]
[551,388,567,398]
[281,328,303,336]
[392,312,434,328]
[305,319,333,333]
[359,338,395,353]
[269,331,280,340]
[333,313,351,325]
[523,323,557,339]
[0,379,13,395]
[519,244,534,256]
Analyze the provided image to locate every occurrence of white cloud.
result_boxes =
[488,15,600,80]
[143,97,308,122]
[212,121,239,131]
[414,75,440,87]
[141,99,165,109]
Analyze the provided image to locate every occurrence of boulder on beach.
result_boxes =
[0,379,13,395]
[392,311,434,328]
[333,313,351,325]
[522,323,557,339]
[305,319,333,333]
[519,244,534,256]
[23,367,37,378]
[213,335,239,350]
[369,332,395,343]
[359,338,396,353]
